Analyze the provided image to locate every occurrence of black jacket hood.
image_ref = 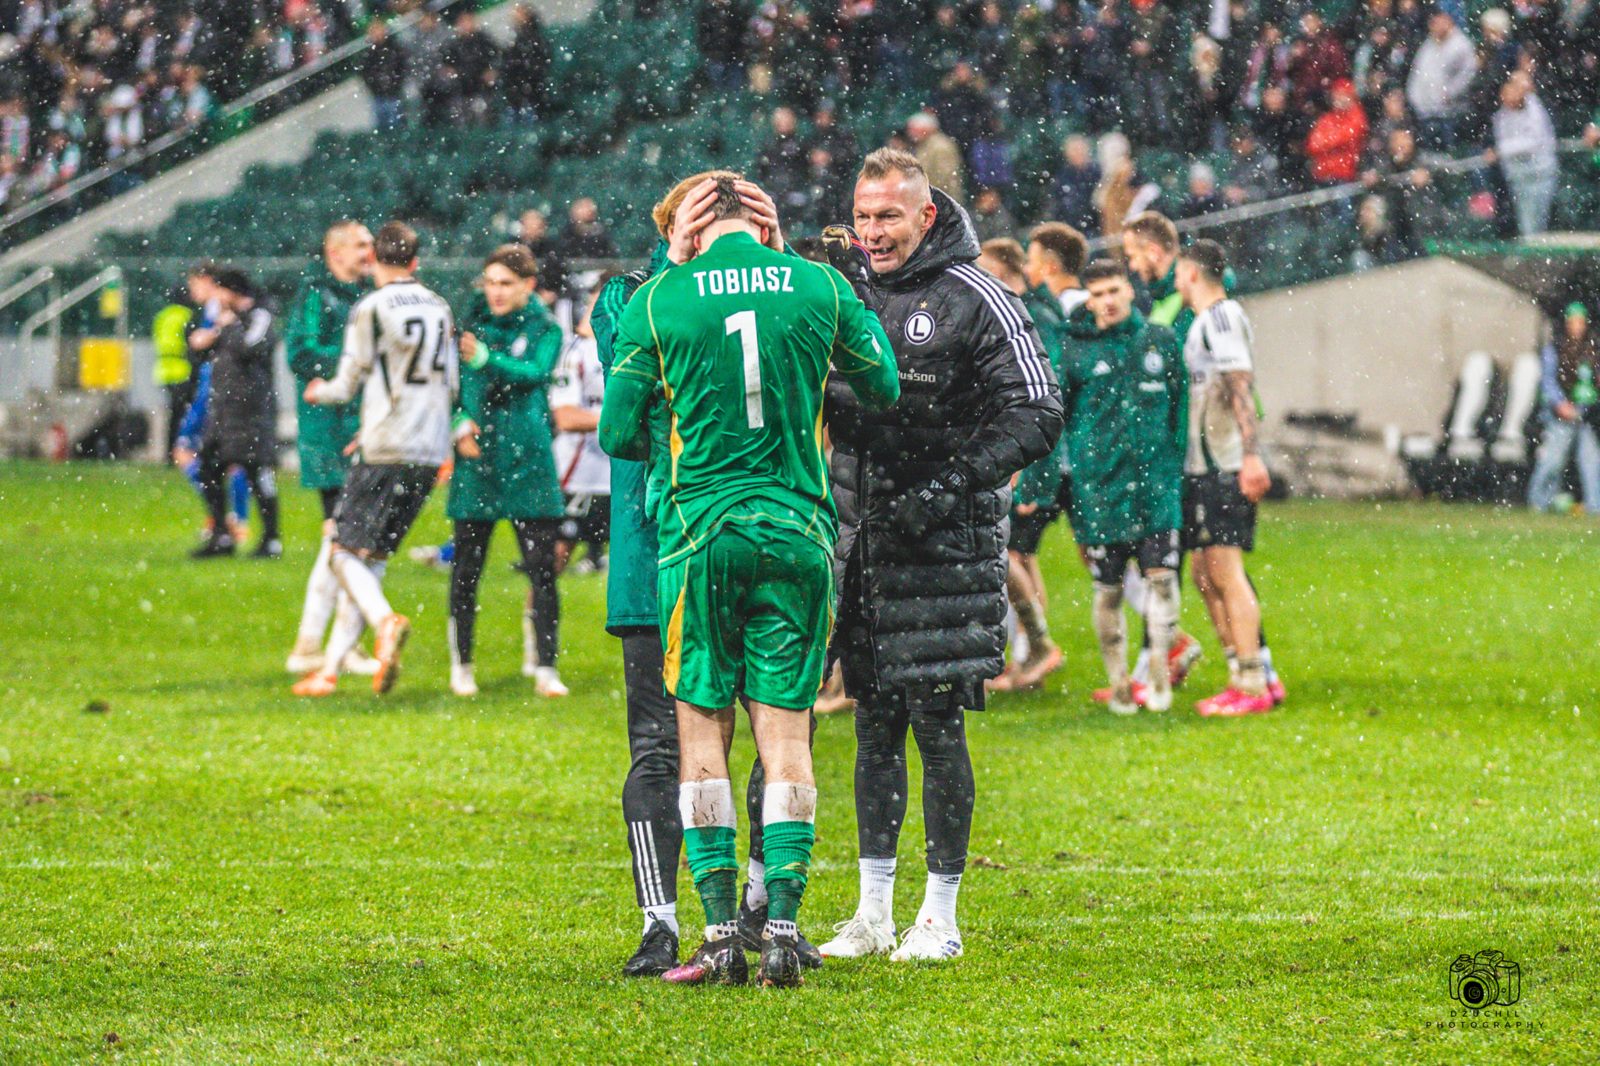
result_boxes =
[877,187,980,293]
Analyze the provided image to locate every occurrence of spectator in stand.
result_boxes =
[969,186,1016,246]
[1221,124,1280,206]
[920,3,969,82]
[1176,162,1225,220]
[935,62,996,165]
[1287,9,1350,114]
[1052,134,1101,237]
[519,208,567,304]
[502,4,552,122]
[1306,79,1369,188]
[1178,33,1230,156]
[797,144,845,234]
[1077,0,1129,130]
[556,197,618,261]
[973,0,1010,87]
[0,155,19,211]
[102,85,143,160]
[362,19,408,131]
[1254,84,1310,190]
[1489,70,1559,238]
[1464,8,1518,147]
[1007,1,1054,120]
[699,0,749,92]
[442,12,500,126]
[1094,131,1160,240]
[1406,9,1478,152]
[1238,21,1290,117]
[174,65,212,129]
[1368,86,1413,158]
[1360,127,1441,261]
[907,110,964,205]
[806,100,859,177]
[754,106,807,206]
[1528,303,1600,513]
[967,112,1012,197]
[1352,20,1414,107]
[1124,0,1175,148]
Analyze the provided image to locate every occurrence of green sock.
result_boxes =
[761,820,816,923]
[683,825,738,927]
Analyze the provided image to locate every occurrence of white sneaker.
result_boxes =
[1143,685,1173,712]
[285,647,325,675]
[450,664,478,697]
[341,648,381,677]
[816,908,895,958]
[532,665,568,697]
[889,917,963,961]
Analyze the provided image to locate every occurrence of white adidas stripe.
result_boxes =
[951,264,1052,400]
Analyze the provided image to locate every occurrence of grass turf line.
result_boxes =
[0,461,1595,1064]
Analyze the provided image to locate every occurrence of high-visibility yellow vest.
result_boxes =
[152,303,193,386]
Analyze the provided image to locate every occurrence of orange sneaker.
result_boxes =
[1197,687,1273,717]
[372,613,411,695]
[292,671,338,696]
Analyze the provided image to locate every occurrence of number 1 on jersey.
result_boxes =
[725,310,764,429]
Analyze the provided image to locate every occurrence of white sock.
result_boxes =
[295,537,340,641]
[329,548,391,628]
[1260,644,1277,681]
[916,872,962,927]
[745,859,768,908]
[859,856,896,920]
[1123,565,1147,615]
[1132,648,1151,685]
[642,902,678,937]
[321,592,367,676]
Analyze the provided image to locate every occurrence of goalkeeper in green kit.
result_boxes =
[600,174,899,988]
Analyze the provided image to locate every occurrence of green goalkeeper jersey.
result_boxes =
[600,230,899,567]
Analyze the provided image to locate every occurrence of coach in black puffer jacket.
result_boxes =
[827,178,1062,710]
[817,150,1060,949]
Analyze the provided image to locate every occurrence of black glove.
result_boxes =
[821,224,873,298]
[886,464,971,539]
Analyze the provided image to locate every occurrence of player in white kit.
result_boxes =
[549,279,611,574]
[292,221,460,697]
[1174,239,1283,716]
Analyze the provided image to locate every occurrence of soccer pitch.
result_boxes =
[1,461,1594,1064]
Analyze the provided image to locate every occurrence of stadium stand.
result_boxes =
[12,0,1600,336]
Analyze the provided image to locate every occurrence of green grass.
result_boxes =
[1,461,1596,1064]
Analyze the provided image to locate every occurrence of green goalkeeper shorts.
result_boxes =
[659,512,835,713]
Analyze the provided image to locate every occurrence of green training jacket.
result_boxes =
[593,242,673,634]
[447,292,564,522]
[1058,304,1187,545]
[285,264,366,490]
[1015,284,1070,508]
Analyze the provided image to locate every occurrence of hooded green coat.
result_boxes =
[285,264,366,490]
[447,293,564,522]
[1059,304,1187,546]
[1015,284,1070,508]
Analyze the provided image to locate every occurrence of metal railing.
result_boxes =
[21,267,127,362]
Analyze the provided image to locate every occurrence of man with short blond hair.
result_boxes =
[818,146,1061,962]
[285,220,376,677]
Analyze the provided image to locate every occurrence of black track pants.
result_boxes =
[853,700,975,877]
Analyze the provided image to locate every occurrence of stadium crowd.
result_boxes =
[0,0,515,213]
[735,0,1600,246]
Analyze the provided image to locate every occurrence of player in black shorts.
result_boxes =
[291,222,459,698]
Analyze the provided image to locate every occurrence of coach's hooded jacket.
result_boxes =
[826,188,1063,711]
